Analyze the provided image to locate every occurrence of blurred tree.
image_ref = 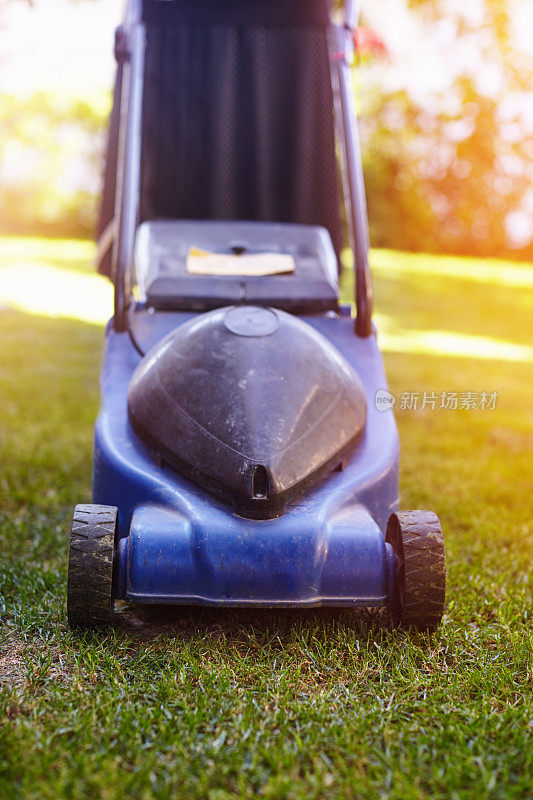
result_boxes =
[0,92,109,237]
[360,0,533,259]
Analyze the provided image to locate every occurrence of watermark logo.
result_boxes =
[375,389,396,412]
[375,390,498,412]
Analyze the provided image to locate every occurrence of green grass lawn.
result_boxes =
[0,238,532,799]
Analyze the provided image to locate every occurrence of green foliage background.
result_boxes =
[0,92,108,238]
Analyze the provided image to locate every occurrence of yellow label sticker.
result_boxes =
[186,247,295,277]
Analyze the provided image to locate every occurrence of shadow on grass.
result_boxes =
[111,601,393,644]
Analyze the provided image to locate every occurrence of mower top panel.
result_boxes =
[134,220,339,314]
[127,305,366,519]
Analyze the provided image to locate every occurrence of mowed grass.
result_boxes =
[0,237,532,800]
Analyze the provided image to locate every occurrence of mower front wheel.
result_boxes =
[386,510,446,630]
[67,504,118,629]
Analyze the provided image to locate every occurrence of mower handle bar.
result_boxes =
[112,0,372,337]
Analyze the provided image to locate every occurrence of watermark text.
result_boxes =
[375,390,498,412]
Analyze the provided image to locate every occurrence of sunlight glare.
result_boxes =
[0,261,530,363]
[0,263,112,326]
[375,313,533,362]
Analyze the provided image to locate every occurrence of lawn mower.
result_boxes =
[67,0,446,630]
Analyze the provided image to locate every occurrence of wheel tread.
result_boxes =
[67,504,118,628]
[386,510,446,630]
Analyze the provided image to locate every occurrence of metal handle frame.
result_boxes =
[330,0,373,336]
[112,0,145,332]
[112,0,373,337]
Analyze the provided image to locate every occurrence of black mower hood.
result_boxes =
[127,306,366,519]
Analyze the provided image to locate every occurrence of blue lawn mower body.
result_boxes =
[67,0,446,630]
[93,305,399,608]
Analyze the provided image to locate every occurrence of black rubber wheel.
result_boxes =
[386,510,446,630]
[67,504,118,629]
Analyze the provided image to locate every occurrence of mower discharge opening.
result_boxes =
[251,467,269,501]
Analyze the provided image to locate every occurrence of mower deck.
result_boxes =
[92,310,399,607]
